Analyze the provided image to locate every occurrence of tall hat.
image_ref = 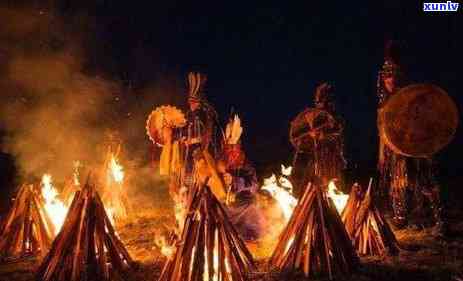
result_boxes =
[314,82,334,104]
[314,82,336,113]
[377,40,405,103]
[187,71,208,102]
[379,41,403,78]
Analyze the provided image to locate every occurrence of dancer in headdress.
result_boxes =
[180,71,221,190]
[217,115,265,242]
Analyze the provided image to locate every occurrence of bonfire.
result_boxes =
[342,179,400,256]
[35,179,133,281]
[270,182,359,280]
[159,184,255,281]
[0,184,54,259]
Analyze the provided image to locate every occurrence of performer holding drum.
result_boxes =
[290,82,346,196]
[376,42,458,234]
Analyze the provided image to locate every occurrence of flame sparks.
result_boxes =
[327,180,348,213]
[41,174,68,235]
[261,165,298,222]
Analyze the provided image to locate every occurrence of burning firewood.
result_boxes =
[269,183,359,280]
[0,184,54,260]
[341,179,400,256]
[158,184,255,281]
[35,180,133,281]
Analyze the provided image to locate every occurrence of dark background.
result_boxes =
[1,1,461,208]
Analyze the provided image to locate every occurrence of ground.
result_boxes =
[1,204,462,281]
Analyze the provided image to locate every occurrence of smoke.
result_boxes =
[0,5,116,181]
[0,4,182,191]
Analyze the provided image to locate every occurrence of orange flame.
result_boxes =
[155,235,175,259]
[41,174,68,235]
[109,155,124,183]
[105,154,127,223]
[327,180,348,213]
[261,165,298,222]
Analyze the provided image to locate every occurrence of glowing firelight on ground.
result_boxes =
[41,174,68,235]
[327,180,348,213]
[261,165,298,222]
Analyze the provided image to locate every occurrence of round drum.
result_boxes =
[290,108,337,153]
[378,83,459,157]
[146,105,186,146]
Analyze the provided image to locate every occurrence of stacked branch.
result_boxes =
[0,184,54,259]
[35,181,133,281]
[341,179,399,256]
[159,184,255,281]
[270,183,359,280]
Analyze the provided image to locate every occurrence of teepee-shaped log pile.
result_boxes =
[0,184,54,259]
[159,184,255,281]
[341,179,399,256]
[35,181,133,281]
[270,183,359,280]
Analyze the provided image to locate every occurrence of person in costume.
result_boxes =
[217,115,265,242]
[291,82,346,195]
[180,71,221,190]
[377,41,444,233]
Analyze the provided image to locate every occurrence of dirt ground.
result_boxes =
[1,204,462,281]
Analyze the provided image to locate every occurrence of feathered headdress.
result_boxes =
[222,114,245,169]
[224,114,243,145]
[187,71,208,102]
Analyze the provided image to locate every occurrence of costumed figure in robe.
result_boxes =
[179,71,221,192]
[148,71,221,233]
[376,41,444,233]
[216,115,266,242]
[290,82,346,197]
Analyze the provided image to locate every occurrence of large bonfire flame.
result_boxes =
[327,180,349,213]
[41,174,68,235]
[261,165,298,222]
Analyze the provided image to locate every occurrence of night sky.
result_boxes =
[1,1,462,190]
